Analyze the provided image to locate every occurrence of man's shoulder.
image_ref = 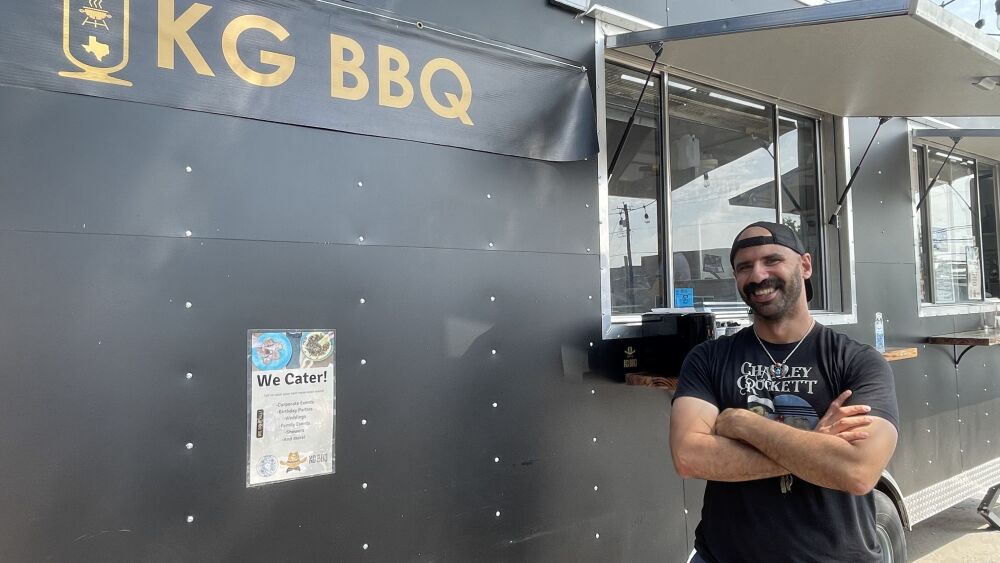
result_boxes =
[814,323,889,367]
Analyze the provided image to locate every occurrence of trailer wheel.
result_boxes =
[874,489,906,563]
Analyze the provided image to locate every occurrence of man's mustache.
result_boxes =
[743,277,784,295]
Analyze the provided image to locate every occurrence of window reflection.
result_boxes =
[606,62,663,314]
[668,78,776,306]
[926,152,979,303]
[979,164,999,299]
[778,112,824,308]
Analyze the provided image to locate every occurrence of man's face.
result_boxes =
[732,229,811,321]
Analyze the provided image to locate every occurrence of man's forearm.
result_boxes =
[721,412,877,494]
[673,432,787,482]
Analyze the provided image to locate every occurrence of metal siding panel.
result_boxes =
[0,87,599,256]
[0,57,684,561]
[0,230,689,561]
[849,118,919,266]
[957,350,1000,470]
[349,0,597,64]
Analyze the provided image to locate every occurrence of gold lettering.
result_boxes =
[329,34,368,100]
[419,58,473,126]
[157,0,215,76]
[377,45,413,109]
[222,15,295,87]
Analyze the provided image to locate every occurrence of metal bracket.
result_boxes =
[828,117,891,227]
[955,345,977,367]
[978,483,1000,530]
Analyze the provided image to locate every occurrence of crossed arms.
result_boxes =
[670,390,898,495]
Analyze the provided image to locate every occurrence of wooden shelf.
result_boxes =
[926,329,1000,366]
[882,347,918,362]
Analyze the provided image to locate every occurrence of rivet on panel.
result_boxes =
[595,533,600,539]
[588,295,593,300]
[926,429,931,433]
[185,302,193,309]
[357,181,364,188]
[185,166,192,173]
[586,203,591,208]
[361,359,367,365]
[495,510,501,518]
[186,515,195,523]
[490,296,496,302]
[492,402,498,408]
[362,419,368,426]
[358,236,365,243]
[594,485,599,491]
[186,372,193,380]
[186,442,194,450]
[877,170,882,174]
[185,230,193,237]
[362,482,368,489]
[359,298,366,304]
[486,193,492,199]
[363,543,369,550]
[684,508,689,514]
[494,457,500,463]
[928,460,933,464]
[488,242,495,248]
[591,389,596,395]
[491,349,497,355]
[587,248,591,252]
[592,437,598,443]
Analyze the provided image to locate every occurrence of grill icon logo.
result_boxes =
[59,0,132,86]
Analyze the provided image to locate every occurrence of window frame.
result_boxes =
[908,124,1000,316]
[596,29,857,339]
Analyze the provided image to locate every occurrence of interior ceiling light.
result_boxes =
[973,76,998,91]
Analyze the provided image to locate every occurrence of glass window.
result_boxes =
[668,77,776,306]
[913,146,932,303]
[919,147,982,303]
[605,62,663,314]
[778,111,825,307]
[978,163,999,299]
[601,62,837,323]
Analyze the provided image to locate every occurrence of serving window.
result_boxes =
[601,56,846,328]
[912,143,1000,307]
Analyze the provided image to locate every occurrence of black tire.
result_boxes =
[874,489,907,563]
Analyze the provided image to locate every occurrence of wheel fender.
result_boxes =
[877,470,910,530]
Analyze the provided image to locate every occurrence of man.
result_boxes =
[671,222,898,563]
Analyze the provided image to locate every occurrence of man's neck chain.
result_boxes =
[752,320,815,378]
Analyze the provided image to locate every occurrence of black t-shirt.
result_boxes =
[674,323,899,563]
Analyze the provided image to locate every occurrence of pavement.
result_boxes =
[907,497,1000,562]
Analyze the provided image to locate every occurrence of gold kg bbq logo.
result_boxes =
[623,346,638,369]
[59,0,132,86]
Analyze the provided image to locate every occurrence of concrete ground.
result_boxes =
[907,497,1000,562]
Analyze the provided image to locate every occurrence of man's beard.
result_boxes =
[740,268,803,321]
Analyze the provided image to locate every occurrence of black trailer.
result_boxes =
[1,0,999,561]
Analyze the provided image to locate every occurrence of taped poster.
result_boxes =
[247,330,336,487]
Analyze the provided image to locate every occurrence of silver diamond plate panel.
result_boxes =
[904,456,1000,526]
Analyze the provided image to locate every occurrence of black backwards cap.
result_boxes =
[729,221,813,302]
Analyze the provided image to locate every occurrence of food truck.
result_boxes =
[1,0,999,561]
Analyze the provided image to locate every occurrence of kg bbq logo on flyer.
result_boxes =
[246,330,336,487]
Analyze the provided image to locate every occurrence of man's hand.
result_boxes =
[815,390,873,443]
[713,407,752,440]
